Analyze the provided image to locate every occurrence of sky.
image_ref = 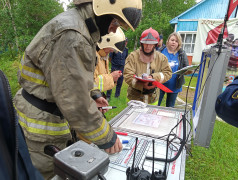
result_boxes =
[59,0,202,11]
[59,0,71,10]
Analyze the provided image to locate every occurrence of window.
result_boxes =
[179,32,196,54]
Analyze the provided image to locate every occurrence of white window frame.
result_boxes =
[178,31,197,56]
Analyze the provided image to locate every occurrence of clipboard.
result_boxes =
[133,75,173,93]
[134,75,155,82]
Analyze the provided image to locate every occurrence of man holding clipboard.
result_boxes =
[124,28,172,104]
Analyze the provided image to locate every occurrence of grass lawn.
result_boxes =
[1,56,238,180]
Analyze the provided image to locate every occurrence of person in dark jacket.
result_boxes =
[215,76,238,128]
[106,38,128,100]
[156,34,166,51]
[158,32,191,107]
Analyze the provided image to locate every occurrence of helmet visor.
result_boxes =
[112,17,130,31]
[140,40,158,45]
[122,7,142,30]
[115,40,126,52]
[140,32,158,45]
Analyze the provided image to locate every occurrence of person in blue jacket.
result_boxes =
[106,38,128,100]
[157,32,191,107]
[215,76,238,128]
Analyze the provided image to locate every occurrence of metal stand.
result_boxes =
[193,46,230,147]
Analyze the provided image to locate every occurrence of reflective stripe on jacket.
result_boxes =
[19,53,49,87]
[14,4,116,147]
[94,51,114,92]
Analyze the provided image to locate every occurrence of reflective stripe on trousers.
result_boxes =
[15,106,70,136]
[16,106,110,142]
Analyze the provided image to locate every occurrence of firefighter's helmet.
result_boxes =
[73,0,142,31]
[97,27,126,53]
[140,27,160,45]
[93,0,142,31]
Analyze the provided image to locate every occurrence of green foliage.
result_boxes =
[0,0,64,56]
[0,55,20,95]
[66,2,76,10]
[0,0,196,56]
[125,0,196,50]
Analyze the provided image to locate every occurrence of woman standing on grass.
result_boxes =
[157,32,191,107]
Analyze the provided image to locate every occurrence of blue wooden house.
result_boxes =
[170,0,238,64]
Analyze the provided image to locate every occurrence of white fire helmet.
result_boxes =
[73,0,142,31]
[97,27,126,53]
[93,0,142,31]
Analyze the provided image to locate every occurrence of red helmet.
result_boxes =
[140,27,160,45]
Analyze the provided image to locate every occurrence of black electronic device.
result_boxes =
[150,139,167,180]
[126,138,168,180]
[126,137,143,180]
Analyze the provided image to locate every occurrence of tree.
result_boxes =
[0,0,197,57]
[0,0,64,57]
[125,0,196,51]
[1,0,19,51]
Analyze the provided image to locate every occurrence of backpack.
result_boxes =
[0,69,43,180]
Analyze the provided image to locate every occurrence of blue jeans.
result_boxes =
[158,90,178,107]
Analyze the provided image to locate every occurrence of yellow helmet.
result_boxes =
[97,27,126,53]
[93,0,142,31]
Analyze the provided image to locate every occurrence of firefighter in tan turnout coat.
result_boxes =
[13,0,142,179]
[124,27,172,104]
[94,27,126,92]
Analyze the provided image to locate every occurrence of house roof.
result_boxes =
[170,0,237,24]
[170,0,206,24]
